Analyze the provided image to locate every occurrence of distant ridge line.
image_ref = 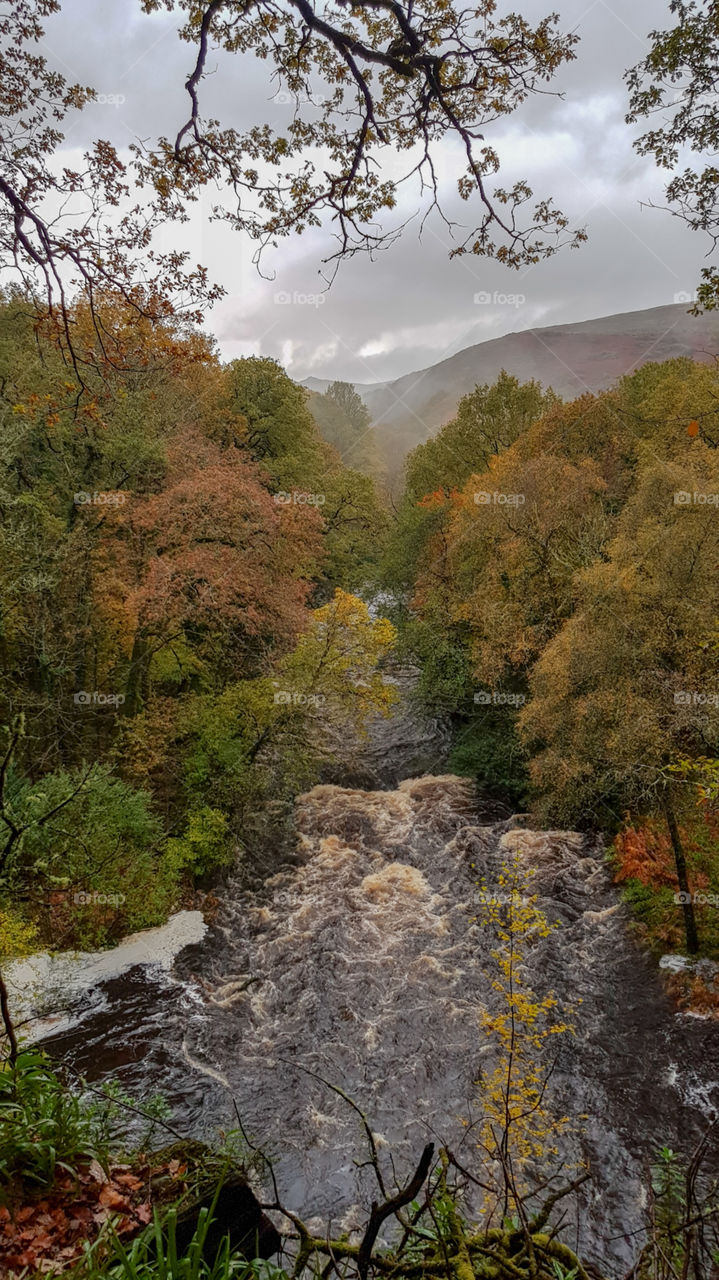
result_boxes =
[302,302,719,444]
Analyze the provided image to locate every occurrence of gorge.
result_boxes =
[10,674,719,1276]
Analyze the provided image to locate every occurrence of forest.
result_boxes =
[2,312,718,961]
[2,292,719,1278]
[0,294,392,950]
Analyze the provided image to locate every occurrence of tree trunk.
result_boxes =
[664,796,699,954]
[0,967,18,1065]
[124,632,151,717]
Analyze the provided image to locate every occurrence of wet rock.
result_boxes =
[173,1175,281,1261]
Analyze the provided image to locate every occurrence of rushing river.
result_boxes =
[10,669,719,1274]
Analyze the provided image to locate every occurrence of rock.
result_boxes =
[148,1141,281,1262]
[173,1174,281,1261]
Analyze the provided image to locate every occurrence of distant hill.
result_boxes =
[303,374,384,402]
[303,303,719,484]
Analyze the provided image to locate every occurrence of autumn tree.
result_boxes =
[474,855,573,1216]
[626,0,719,308]
[405,373,559,503]
[282,588,396,721]
[447,452,610,689]
[378,377,567,795]
[0,0,587,365]
[390,359,719,810]
[519,448,719,952]
[1,286,390,770]
[0,307,398,943]
[221,359,389,595]
[141,0,586,271]
[408,447,608,799]
[0,3,221,376]
[408,360,719,686]
[95,428,325,715]
[1,298,390,748]
[0,295,226,769]
[0,295,397,944]
[616,355,719,453]
[382,373,558,613]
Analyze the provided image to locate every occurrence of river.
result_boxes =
[9,668,719,1275]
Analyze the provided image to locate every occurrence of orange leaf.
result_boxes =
[99,1186,130,1210]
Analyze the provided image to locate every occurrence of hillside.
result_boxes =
[304,303,719,479]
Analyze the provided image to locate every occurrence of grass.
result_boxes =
[0,1049,108,1191]
[0,1048,278,1277]
[70,1200,288,1280]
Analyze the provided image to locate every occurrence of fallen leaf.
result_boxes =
[88,1158,109,1185]
[99,1185,129,1210]
[115,1172,144,1191]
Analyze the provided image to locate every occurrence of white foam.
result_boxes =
[659,954,692,973]
[5,910,207,1041]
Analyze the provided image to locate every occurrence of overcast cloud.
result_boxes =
[40,0,707,386]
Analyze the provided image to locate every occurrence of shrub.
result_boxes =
[613,810,719,956]
[0,765,180,948]
[0,908,38,963]
[165,807,232,879]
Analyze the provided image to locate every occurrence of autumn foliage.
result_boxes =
[0,1163,155,1274]
[614,822,679,890]
[0,295,391,952]
[385,359,719,954]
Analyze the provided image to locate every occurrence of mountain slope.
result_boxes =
[304,304,719,472]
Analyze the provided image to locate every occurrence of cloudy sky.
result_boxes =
[41,0,707,386]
